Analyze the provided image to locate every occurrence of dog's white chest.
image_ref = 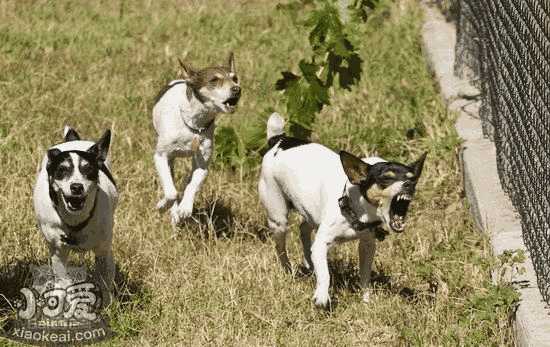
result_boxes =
[164,132,212,157]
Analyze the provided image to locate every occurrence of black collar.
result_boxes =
[338,182,384,236]
[182,117,215,135]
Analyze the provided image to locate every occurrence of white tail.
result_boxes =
[267,112,285,140]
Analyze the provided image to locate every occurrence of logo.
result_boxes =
[3,265,111,346]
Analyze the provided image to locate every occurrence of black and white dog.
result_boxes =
[33,127,117,304]
[259,113,426,308]
[152,53,241,226]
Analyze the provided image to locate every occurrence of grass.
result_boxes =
[0,0,517,345]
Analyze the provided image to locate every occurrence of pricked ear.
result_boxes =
[178,58,196,80]
[46,148,62,174]
[410,152,427,179]
[88,129,111,162]
[340,151,371,185]
[47,148,62,163]
[63,126,81,142]
[227,52,236,73]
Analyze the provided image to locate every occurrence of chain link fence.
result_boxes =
[453,0,550,302]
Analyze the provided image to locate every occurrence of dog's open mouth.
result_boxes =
[223,96,240,111]
[389,193,412,232]
[64,195,87,211]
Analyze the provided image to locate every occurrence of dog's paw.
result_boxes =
[178,200,194,219]
[313,291,331,309]
[170,206,182,226]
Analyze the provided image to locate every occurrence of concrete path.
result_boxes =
[421,4,550,346]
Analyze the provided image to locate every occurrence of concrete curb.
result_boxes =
[421,4,550,346]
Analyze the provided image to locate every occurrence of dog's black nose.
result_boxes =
[70,183,84,195]
[231,85,241,95]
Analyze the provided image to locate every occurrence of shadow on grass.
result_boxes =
[180,198,236,239]
[0,260,35,319]
[327,259,426,304]
[179,197,271,241]
[111,263,149,310]
[0,258,149,328]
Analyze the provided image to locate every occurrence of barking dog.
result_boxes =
[153,53,241,226]
[33,127,118,305]
[259,113,426,308]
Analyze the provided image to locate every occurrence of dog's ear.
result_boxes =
[227,52,236,73]
[340,151,371,185]
[63,126,81,142]
[46,148,62,174]
[47,148,62,163]
[409,152,427,179]
[178,58,196,80]
[88,129,111,162]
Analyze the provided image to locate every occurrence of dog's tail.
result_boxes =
[267,112,285,140]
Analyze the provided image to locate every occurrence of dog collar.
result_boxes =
[338,183,386,239]
[182,117,215,135]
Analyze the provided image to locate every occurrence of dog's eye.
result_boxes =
[378,176,394,188]
[232,75,238,83]
[55,167,70,180]
[80,163,94,176]
[209,77,219,83]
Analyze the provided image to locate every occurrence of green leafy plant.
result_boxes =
[456,249,524,345]
[275,0,365,139]
[496,249,526,284]
[214,0,374,169]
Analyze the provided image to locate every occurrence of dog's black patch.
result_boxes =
[64,128,81,142]
[47,149,117,206]
[358,161,415,192]
[61,234,79,245]
[267,134,310,152]
[153,80,187,105]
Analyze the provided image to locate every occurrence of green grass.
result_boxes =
[0,0,517,345]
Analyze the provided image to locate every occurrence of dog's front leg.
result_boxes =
[359,235,376,303]
[95,249,115,308]
[299,222,314,272]
[49,245,70,285]
[311,231,333,309]
[154,151,178,211]
[171,151,209,225]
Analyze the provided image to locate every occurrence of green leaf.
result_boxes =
[214,126,240,167]
[275,70,300,91]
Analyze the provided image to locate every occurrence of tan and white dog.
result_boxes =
[259,113,426,308]
[152,53,241,226]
